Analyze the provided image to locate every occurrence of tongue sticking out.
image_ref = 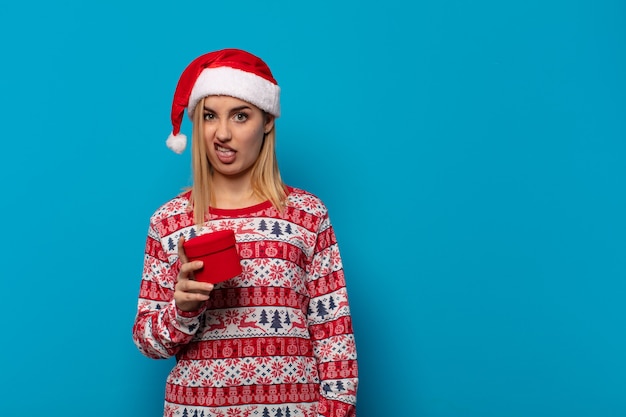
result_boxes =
[216,145,236,164]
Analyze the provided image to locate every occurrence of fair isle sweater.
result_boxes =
[132,187,358,417]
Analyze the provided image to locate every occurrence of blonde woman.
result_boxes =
[132,48,358,417]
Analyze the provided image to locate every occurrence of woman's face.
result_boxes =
[201,95,274,180]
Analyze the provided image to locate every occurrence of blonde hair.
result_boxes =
[189,97,287,226]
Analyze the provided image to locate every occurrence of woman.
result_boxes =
[132,48,358,417]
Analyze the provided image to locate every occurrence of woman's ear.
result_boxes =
[264,113,275,134]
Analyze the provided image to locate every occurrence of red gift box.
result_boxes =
[183,230,242,283]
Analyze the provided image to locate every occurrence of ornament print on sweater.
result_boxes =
[133,187,357,417]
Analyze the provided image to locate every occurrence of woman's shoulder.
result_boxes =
[149,190,192,224]
[285,186,328,217]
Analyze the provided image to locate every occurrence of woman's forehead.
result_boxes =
[202,95,259,111]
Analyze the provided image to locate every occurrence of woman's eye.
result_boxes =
[234,112,248,122]
[203,113,215,120]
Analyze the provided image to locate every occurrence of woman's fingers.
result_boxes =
[177,278,214,294]
[174,275,214,312]
[177,235,205,280]
[179,259,204,278]
[178,236,189,264]
[174,235,213,311]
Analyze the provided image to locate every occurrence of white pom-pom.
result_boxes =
[166,132,187,154]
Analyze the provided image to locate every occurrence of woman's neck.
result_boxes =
[211,174,262,209]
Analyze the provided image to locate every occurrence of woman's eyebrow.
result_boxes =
[203,105,252,112]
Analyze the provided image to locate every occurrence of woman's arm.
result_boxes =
[306,213,358,417]
[132,225,206,359]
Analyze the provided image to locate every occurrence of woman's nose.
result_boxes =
[215,120,231,141]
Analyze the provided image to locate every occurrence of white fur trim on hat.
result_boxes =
[187,66,281,119]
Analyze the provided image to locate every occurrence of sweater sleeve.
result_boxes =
[306,212,358,417]
[132,222,205,359]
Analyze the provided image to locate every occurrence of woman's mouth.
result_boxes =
[215,144,236,163]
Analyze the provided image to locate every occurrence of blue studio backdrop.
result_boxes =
[1,1,624,416]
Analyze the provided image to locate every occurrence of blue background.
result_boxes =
[1,1,624,416]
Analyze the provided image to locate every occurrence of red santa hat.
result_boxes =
[166,48,281,154]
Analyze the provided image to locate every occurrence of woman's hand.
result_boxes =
[174,236,214,312]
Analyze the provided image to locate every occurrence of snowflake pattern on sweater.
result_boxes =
[133,187,358,417]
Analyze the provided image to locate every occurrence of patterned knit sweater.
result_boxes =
[132,187,358,417]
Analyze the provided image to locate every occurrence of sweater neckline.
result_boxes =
[207,186,293,216]
[209,199,274,216]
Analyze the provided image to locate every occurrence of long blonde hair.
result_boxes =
[188,97,287,226]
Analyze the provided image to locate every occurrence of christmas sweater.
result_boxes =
[132,187,358,417]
